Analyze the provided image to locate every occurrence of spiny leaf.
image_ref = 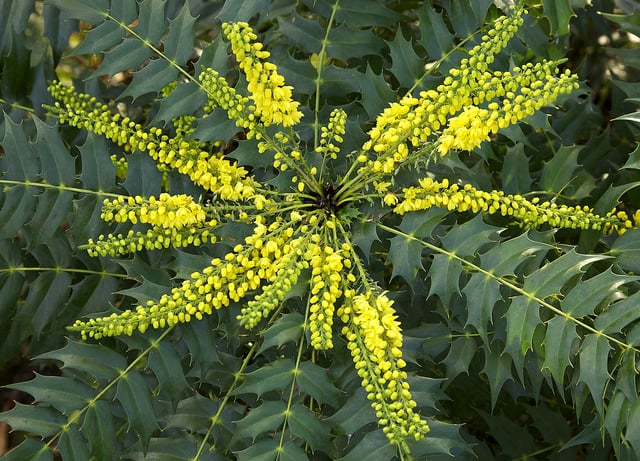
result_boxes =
[563,268,636,317]
[288,404,331,453]
[438,214,501,258]
[356,65,395,119]
[162,395,218,430]
[540,145,582,194]
[119,59,178,101]
[388,233,424,283]
[230,401,287,444]
[428,253,463,305]
[326,25,386,62]
[297,361,341,407]
[541,315,578,387]
[148,339,190,399]
[501,144,533,194]
[338,430,395,461]
[116,370,160,451]
[326,388,376,436]
[233,358,295,398]
[136,0,167,45]
[387,29,424,90]
[334,0,400,27]
[0,402,66,437]
[503,296,541,376]
[69,21,123,57]
[91,38,152,78]
[594,290,640,334]
[215,0,270,23]
[6,374,93,414]
[37,339,126,381]
[416,6,454,60]
[81,400,118,461]
[481,342,514,410]
[523,250,609,298]
[440,0,493,37]
[276,14,323,55]
[477,231,553,277]
[576,333,612,419]
[45,0,108,23]
[163,1,197,65]
[0,437,53,461]
[441,335,478,380]
[258,313,304,355]
[57,424,90,461]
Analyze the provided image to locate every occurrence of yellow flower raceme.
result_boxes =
[222,22,302,127]
[395,178,634,233]
[307,239,353,350]
[338,292,430,449]
[100,193,207,229]
[47,82,256,201]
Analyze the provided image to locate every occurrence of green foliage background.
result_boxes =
[1,0,640,459]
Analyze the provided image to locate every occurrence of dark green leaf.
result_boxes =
[542,0,575,35]
[481,343,514,409]
[338,430,395,461]
[6,374,93,414]
[136,0,167,44]
[541,316,578,387]
[234,439,279,461]
[356,65,395,120]
[503,296,541,373]
[297,361,341,407]
[387,29,424,90]
[116,370,160,451]
[563,268,635,317]
[91,38,153,78]
[594,291,640,334]
[387,233,423,283]
[326,26,385,62]
[164,1,197,65]
[416,6,454,60]
[81,400,118,461]
[0,402,65,437]
[258,312,304,355]
[231,401,287,443]
[576,334,612,419]
[148,339,190,398]
[326,388,376,436]
[524,250,608,298]
[45,0,108,23]
[216,0,269,23]
[0,437,53,461]
[288,404,331,453]
[57,424,90,461]
[163,395,218,430]
[37,340,126,381]
[234,358,295,398]
[501,144,533,194]
[428,254,462,305]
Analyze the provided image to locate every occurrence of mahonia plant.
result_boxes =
[39,4,639,456]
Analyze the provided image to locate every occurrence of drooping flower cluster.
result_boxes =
[54,8,638,454]
[395,178,634,233]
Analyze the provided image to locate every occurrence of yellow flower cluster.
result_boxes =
[110,154,128,179]
[359,5,579,174]
[395,178,634,233]
[47,82,255,201]
[338,292,429,448]
[238,237,308,329]
[308,239,353,350]
[222,22,302,127]
[316,108,347,160]
[199,68,253,132]
[70,217,294,339]
[86,225,215,257]
[100,193,207,229]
